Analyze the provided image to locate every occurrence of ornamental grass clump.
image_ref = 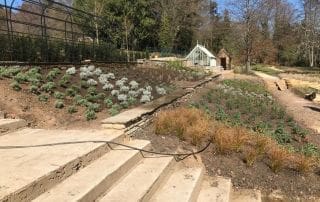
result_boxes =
[267,145,290,173]
[155,107,211,145]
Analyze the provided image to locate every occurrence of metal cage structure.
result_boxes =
[0,0,147,64]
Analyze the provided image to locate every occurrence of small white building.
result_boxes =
[186,44,217,67]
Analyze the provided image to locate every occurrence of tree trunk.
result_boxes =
[125,16,130,62]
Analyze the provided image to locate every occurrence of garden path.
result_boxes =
[255,71,320,137]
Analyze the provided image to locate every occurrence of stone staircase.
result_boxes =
[0,123,261,202]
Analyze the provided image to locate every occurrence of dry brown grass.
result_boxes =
[289,154,316,173]
[244,135,272,167]
[211,124,251,154]
[155,107,319,174]
[267,146,290,173]
[154,107,211,145]
[212,124,235,154]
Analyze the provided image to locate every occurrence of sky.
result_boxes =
[1,0,303,13]
[216,0,303,13]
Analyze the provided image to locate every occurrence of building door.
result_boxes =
[221,58,227,70]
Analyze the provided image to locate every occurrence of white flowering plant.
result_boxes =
[66,67,76,75]
[87,79,98,86]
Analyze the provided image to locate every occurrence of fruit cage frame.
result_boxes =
[0,0,148,65]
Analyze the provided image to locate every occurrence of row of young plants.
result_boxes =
[0,65,168,121]
[190,79,319,158]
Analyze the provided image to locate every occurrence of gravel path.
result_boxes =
[255,71,320,137]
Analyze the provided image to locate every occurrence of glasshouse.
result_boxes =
[186,44,217,67]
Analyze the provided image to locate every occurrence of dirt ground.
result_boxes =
[133,123,320,200]
[0,79,105,129]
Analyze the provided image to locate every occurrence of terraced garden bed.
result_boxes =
[0,64,208,128]
[133,76,320,200]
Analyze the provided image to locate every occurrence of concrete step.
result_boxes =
[0,118,27,135]
[0,129,124,202]
[33,139,151,202]
[197,176,232,202]
[99,156,175,202]
[231,189,262,202]
[149,166,204,202]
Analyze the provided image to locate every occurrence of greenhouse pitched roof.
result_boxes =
[186,44,216,59]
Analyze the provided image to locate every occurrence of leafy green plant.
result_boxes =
[46,68,61,81]
[87,102,101,112]
[128,96,137,106]
[59,74,71,88]
[272,124,291,144]
[0,67,21,78]
[108,104,122,116]
[66,88,77,97]
[85,109,97,121]
[54,100,64,109]
[14,72,29,83]
[87,86,97,95]
[54,91,65,99]
[38,94,49,102]
[41,82,55,93]
[29,85,39,94]
[104,97,113,108]
[68,105,78,114]
[10,81,21,91]
[301,144,319,157]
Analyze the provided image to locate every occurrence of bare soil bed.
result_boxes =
[0,64,206,129]
[133,125,320,200]
[132,75,320,200]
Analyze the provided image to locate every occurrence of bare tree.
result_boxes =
[301,0,320,68]
[228,0,261,72]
